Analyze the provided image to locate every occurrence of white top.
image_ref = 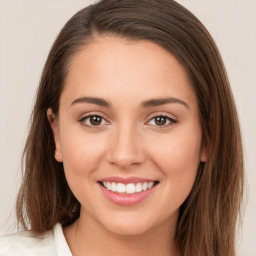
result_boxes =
[0,223,72,256]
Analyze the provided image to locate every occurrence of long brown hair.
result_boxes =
[16,1,244,255]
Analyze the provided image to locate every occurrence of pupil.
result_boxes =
[90,116,102,125]
[155,116,166,126]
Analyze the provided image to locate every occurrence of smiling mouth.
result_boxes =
[98,181,159,194]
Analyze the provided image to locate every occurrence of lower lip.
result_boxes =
[99,183,158,206]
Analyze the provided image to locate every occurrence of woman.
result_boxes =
[0,0,244,255]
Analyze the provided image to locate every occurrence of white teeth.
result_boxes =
[126,183,135,194]
[148,182,154,189]
[142,182,148,191]
[107,182,111,190]
[116,183,126,193]
[102,181,157,194]
[111,182,117,192]
[135,183,142,192]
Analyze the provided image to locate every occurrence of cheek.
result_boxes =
[59,124,107,180]
[148,130,202,206]
[150,130,202,172]
[59,126,109,208]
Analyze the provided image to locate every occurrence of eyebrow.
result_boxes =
[71,97,110,107]
[141,97,189,108]
[70,96,189,109]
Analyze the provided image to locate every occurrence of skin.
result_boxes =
[48,36,207,256]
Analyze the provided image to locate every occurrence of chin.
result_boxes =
[97,212,162,236]
[106,222,153,236]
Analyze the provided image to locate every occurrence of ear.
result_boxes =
[200,142,208,163]
[47,108,63,162]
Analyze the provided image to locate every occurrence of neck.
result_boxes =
[64,212,179,256]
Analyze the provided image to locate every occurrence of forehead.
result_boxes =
[62,36,197,108]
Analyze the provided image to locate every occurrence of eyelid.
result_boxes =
[78,112,111,127]
[145,112,177,127]
[146,111,177,120]
[77,111,177,129]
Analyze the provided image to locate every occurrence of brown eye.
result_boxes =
[155,116,168,126]
[89,116,102,126]
[80,115,108,127]
[147,115,176,127]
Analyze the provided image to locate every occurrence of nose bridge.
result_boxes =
[108,119,145,168]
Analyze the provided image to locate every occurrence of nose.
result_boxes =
[107,123,146,169]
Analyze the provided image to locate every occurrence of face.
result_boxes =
[48,36,207,236]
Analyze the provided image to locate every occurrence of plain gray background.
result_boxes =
[0,1,255,255]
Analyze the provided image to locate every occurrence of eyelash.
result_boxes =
[146,115,177,128]
[78,114,177,128]
[79,114,109,127]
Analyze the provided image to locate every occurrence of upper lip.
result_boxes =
[99,176,158,184]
